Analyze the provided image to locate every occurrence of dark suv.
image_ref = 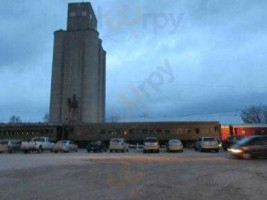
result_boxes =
[228,135,267,159]
[86,141,107,153]
[222,136,243,151]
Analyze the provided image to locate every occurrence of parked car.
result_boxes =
[0,140,8,153]
[194,137,220,152]
[109,138,129,152]
[222,136,243,151]
[167,139,183,152]
[143,137,160,153]
[53,140,78,153]
[228,135,267,159]
[8,139,21,153]
[86,141,107,153]
[21,137,55,153]
[0,139,21,153]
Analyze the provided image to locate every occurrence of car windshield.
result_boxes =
[111,139,121,143]
[33,138,45,142]
[10,140,21,144]
[91,141,101,145]
[169,140,181,144]
[0,140,8,145]
[203,138,216,141]
[144,138,157,143]
[236,138,251,146]
[57,140,67,144]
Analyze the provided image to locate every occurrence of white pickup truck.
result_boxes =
[21,137,55,153]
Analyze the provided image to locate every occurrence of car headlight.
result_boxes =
[228,148,242,154]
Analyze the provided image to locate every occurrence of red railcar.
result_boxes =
[221,124,267,141]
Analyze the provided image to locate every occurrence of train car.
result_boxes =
[221,124,267,141]
[1,121,221,147]
[0,123,62,141]
[69,121,221,147]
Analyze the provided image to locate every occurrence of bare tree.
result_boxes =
[263,108,267,123]
[9,116,22,124]
[109,115,120,123]
[43,113,49,122]
[241,105,267,124]
[139,112,149,118]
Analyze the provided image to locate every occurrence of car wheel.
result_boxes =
[215,149,219,153]
[242,153,251,160]
[54,150,58,153]
[38,146,43,153]
[180,150,184,153]
[143,150,146,153]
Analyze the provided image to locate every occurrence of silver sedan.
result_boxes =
[167,139,184,152]
[53,140,78,153]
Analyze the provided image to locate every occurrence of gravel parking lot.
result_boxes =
[0,149,267,200]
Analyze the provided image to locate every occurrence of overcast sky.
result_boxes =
[0,0,266,123]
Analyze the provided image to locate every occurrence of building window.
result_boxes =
[176,128,183,134]
[129,129,134,134]
[215,127,218,132]
[115,129,121,134]
[100,129,106,134]
[136,129,143,134]
[185,129,191,134]
[142,129,148,134]
[165,130,170,134]
[149,130,154,134]
[156,129,162,134]
[195,128,200,134]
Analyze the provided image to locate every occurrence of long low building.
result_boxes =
[0,121,220,146]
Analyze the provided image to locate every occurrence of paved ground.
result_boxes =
[0,149,267,200]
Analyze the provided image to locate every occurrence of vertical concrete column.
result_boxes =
[49,31,65,123]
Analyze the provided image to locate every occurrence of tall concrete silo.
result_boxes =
[49,2,106,124]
